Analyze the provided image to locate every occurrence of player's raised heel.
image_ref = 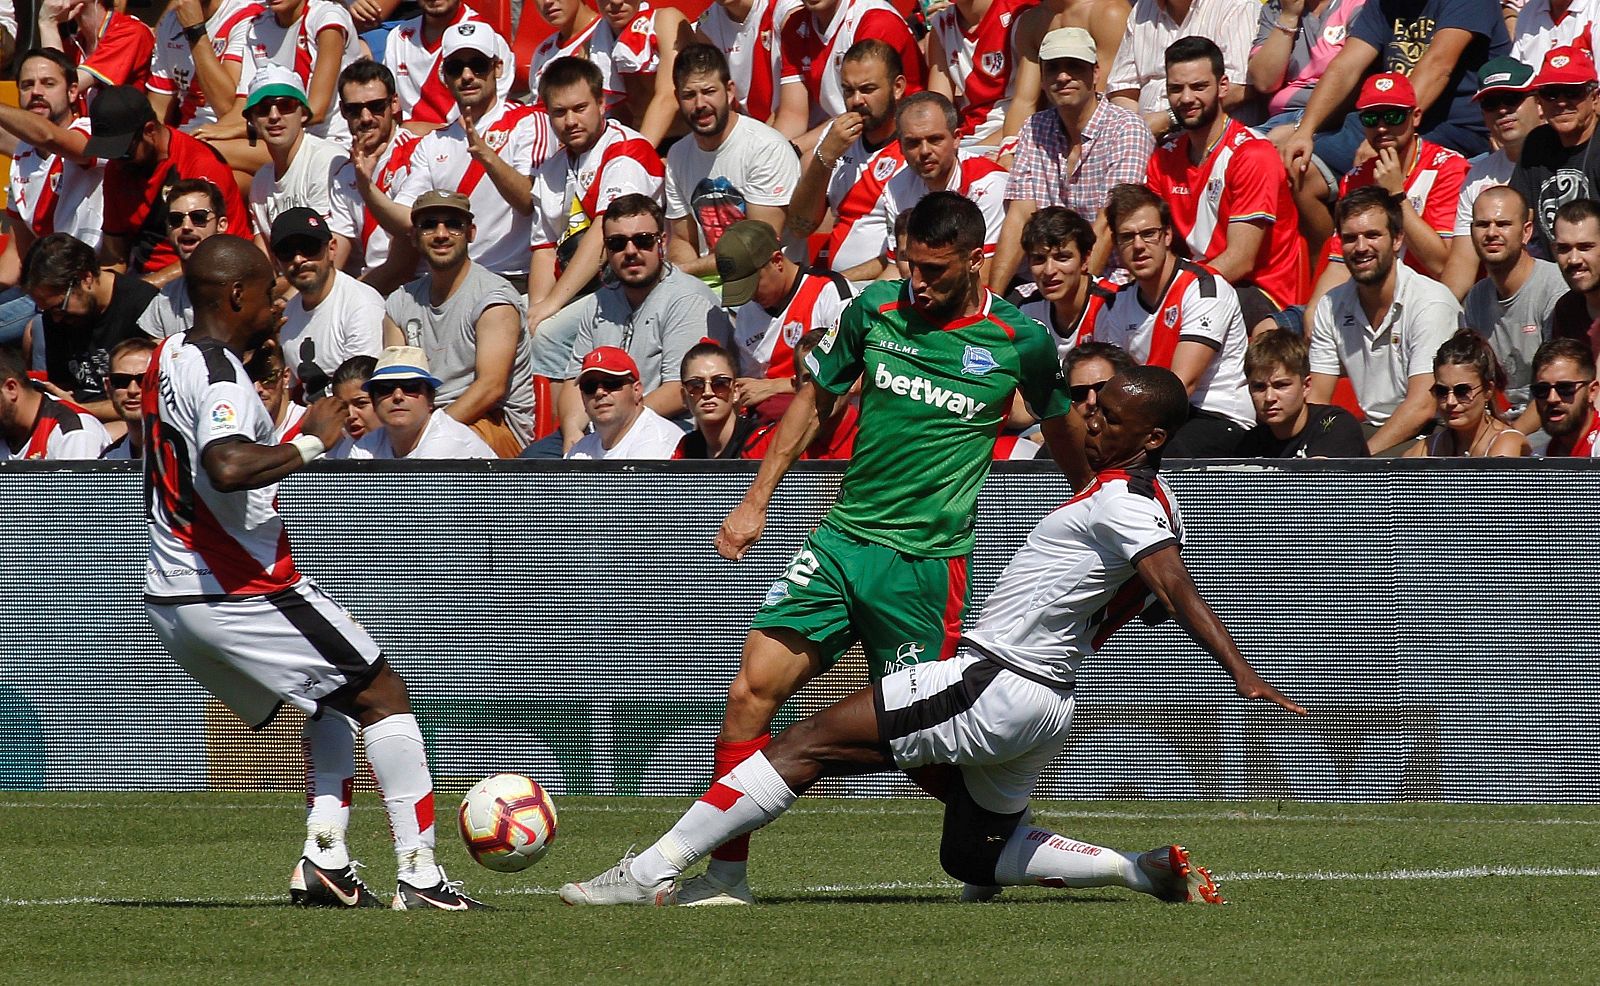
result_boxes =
[289,857,384,908]
[676,871,755,907]
[559,852,676,906]
[1138,845,1225,904]
[392,869,492,910]
[959,884,1004,903]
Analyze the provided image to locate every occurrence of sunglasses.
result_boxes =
[442,54,493,78]
[1429,382,1481,401]
[1358,108,1409,127]
[272,238,327,262]
[604,232,661,253]
[683,374,734,398]
[579,374,635,396]
[252,368,285,387]
[1537,84,1593,102]
[167,208,215,229]
[370,380,430,398]
[48,282,74,315]
[340,96,389,119]
[416,214,469,233]
[107,371,142,389]
[1479,92,1529,113]
[250,95,303,117]
[1532,380,1590,400]
[1069,380,1108,403]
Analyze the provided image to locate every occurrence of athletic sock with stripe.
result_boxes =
[630,750,797,886]
[301,711,357,869]
[363,713,442,887]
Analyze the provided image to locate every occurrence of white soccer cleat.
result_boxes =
[959,884,1004,903]
[559,852,676,906]
[1138,844,1225,904]
[676,871,756,907]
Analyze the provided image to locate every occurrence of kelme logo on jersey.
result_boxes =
[961,345,998,376]
[872,364,989,420]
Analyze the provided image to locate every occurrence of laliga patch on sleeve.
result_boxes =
[211,401,238,428]
[817,321,840,354]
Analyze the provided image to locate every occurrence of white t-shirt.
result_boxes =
[248,132,348,235]
[139,278,193,339]
[1453,149,1516,238]
[327,128,422,274]
[346,407,495,458]
[278,271,385,397]
[383,10,513,127]
[6,118,104,249]
[566,406,683,459]
[695,0,801,122]
[876,152,1008,260]
[664,114,801,253]
[241,0,361,144]
[532,121,664,251]
[393,99,553,276]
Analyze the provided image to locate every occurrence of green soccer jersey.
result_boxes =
[803,279,1070,557]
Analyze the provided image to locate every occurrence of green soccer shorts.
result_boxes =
[750,523,971,679]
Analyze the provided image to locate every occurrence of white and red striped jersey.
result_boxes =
[1018,277,1117,360]
[528,17,618,100]
[237,0,361,144]
[149,0,264,129]
[611,3,660,75]
[1553,408,1600,457]
[877,151,1007,260]
[1093,260,1254,429]
[143,333,301,602]
[1329,138,1469,273]
[328,127,422,273]
[0,394,110,460]
[697,0,801,123]
[1512,0,1597,68]
[963,466,1183,689]
[5,118,104,248]
[270,400,307,443]
[779,0,926,126]
[383,8,513,127]
[532,120,664,251]
[823,136,905,273]
[392,99,553,276]
[1148,118,1309,308]
[929,0,1031,142]
[731,267,856,378]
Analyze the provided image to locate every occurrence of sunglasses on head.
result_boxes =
[1358,108,1409,127]
[604,232,661,253]
[1532,380,1590,400]
[107,371,142,389]
[683,375,734,398]
[167,208,215,229]
[442,54,493,79]
[1069,380,1108,404]
[339,96,389,119]
[579,373,635,395]
[370,379,429,398]
[1429,382,1481,401]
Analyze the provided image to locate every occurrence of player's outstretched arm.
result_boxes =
[1134,544,1308,716]
[202,396,347,492]
[715,381,836,560]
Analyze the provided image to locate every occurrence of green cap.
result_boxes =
[1474,57,1535,100]
[243,65,310,114]
[714,220,781,307]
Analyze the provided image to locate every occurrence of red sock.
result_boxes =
[709,734,770,862]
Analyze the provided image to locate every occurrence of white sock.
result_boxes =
[363,713,441,886]
[993,827,1151,893]
[630,751,797,886]
[301,711,358,868]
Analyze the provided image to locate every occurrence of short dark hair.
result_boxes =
[1118,365,1190,451]
[21,233,96,294]
[680,340,738,377]
[1336,186,1403,237]
[540,55,605,104]
[895,90,959,133]
[166,177,226,216]
[1244,329,1310,379]
[1104,183,1170,233]
[1020,206,1095,257]
[332,354,378,389]
[673,43,731,88]
[906,191,985,254]
[604,193,666,234]
[0,345,28,383]
[1164,36,1224,78]
[1532,337,1597,379]
[338,58,396,99]
[108,336,158,367]
[16,47,76,84]
[245,338,285,381]
[1064,342,1137,380]
[1434,329,1506,393]
[1553,197,1600,232]
[842,38,903,80]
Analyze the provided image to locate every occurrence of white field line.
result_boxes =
[6,867,1600,907]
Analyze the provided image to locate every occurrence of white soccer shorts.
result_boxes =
[874,653,1075,814]
[147,579,383,729]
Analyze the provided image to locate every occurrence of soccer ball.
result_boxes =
[457,773,559,872]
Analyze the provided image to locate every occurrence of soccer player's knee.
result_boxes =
[939,824,999,886]
[939,780,1022,885]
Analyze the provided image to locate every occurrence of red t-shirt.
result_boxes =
[1326,138,1470,273]
[64,11,156,90]
[103,128,253,274]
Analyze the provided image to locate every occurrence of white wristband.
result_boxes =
[289,434,326,464]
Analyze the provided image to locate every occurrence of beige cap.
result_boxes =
[364,346,443,391]
[1039,27,1097,65]
[411,189,473,220]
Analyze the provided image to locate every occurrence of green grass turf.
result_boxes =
[1,794,1597,985]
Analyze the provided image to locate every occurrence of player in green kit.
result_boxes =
[673,192,1091,906]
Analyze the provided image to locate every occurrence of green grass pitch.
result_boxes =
[2,793,1597,984]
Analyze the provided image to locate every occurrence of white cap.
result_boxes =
[1039,27,1097,65]
[441,21,497,59]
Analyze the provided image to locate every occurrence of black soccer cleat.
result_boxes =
[290,857,385,908]
[392,871,493,911]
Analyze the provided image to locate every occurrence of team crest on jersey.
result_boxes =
[759,28,773,50]
[782,320,805,346]
[999,11,1013,27]
[763,580,790,606]
[1408,192,1424,214]
[1205,175,1223,203]
[962,345,999,376]
[631,15,650,31]
[1162,306,1179,328]
[981,51,1006,76]
[873,155,898,182]
[211,401,237,428]
[1323,25,1346,44]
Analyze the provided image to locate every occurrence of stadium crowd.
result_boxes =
[3,0,1600,463]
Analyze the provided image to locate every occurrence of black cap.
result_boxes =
[269,207,333,248]
[84,86,158,160]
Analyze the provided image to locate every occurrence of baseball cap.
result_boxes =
[269,207,332,249]
[1534,45,1598,88]
[243,64,310,115]
[1038,27,1096,65]
[1355,72,1417,110]
[411,189,474,221]
[364,346,443,392]
[1474,57,1535,100]
[84,85,157,160]
[441,21,497,59]
[576,346,640,382]
[715,220,781,307]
